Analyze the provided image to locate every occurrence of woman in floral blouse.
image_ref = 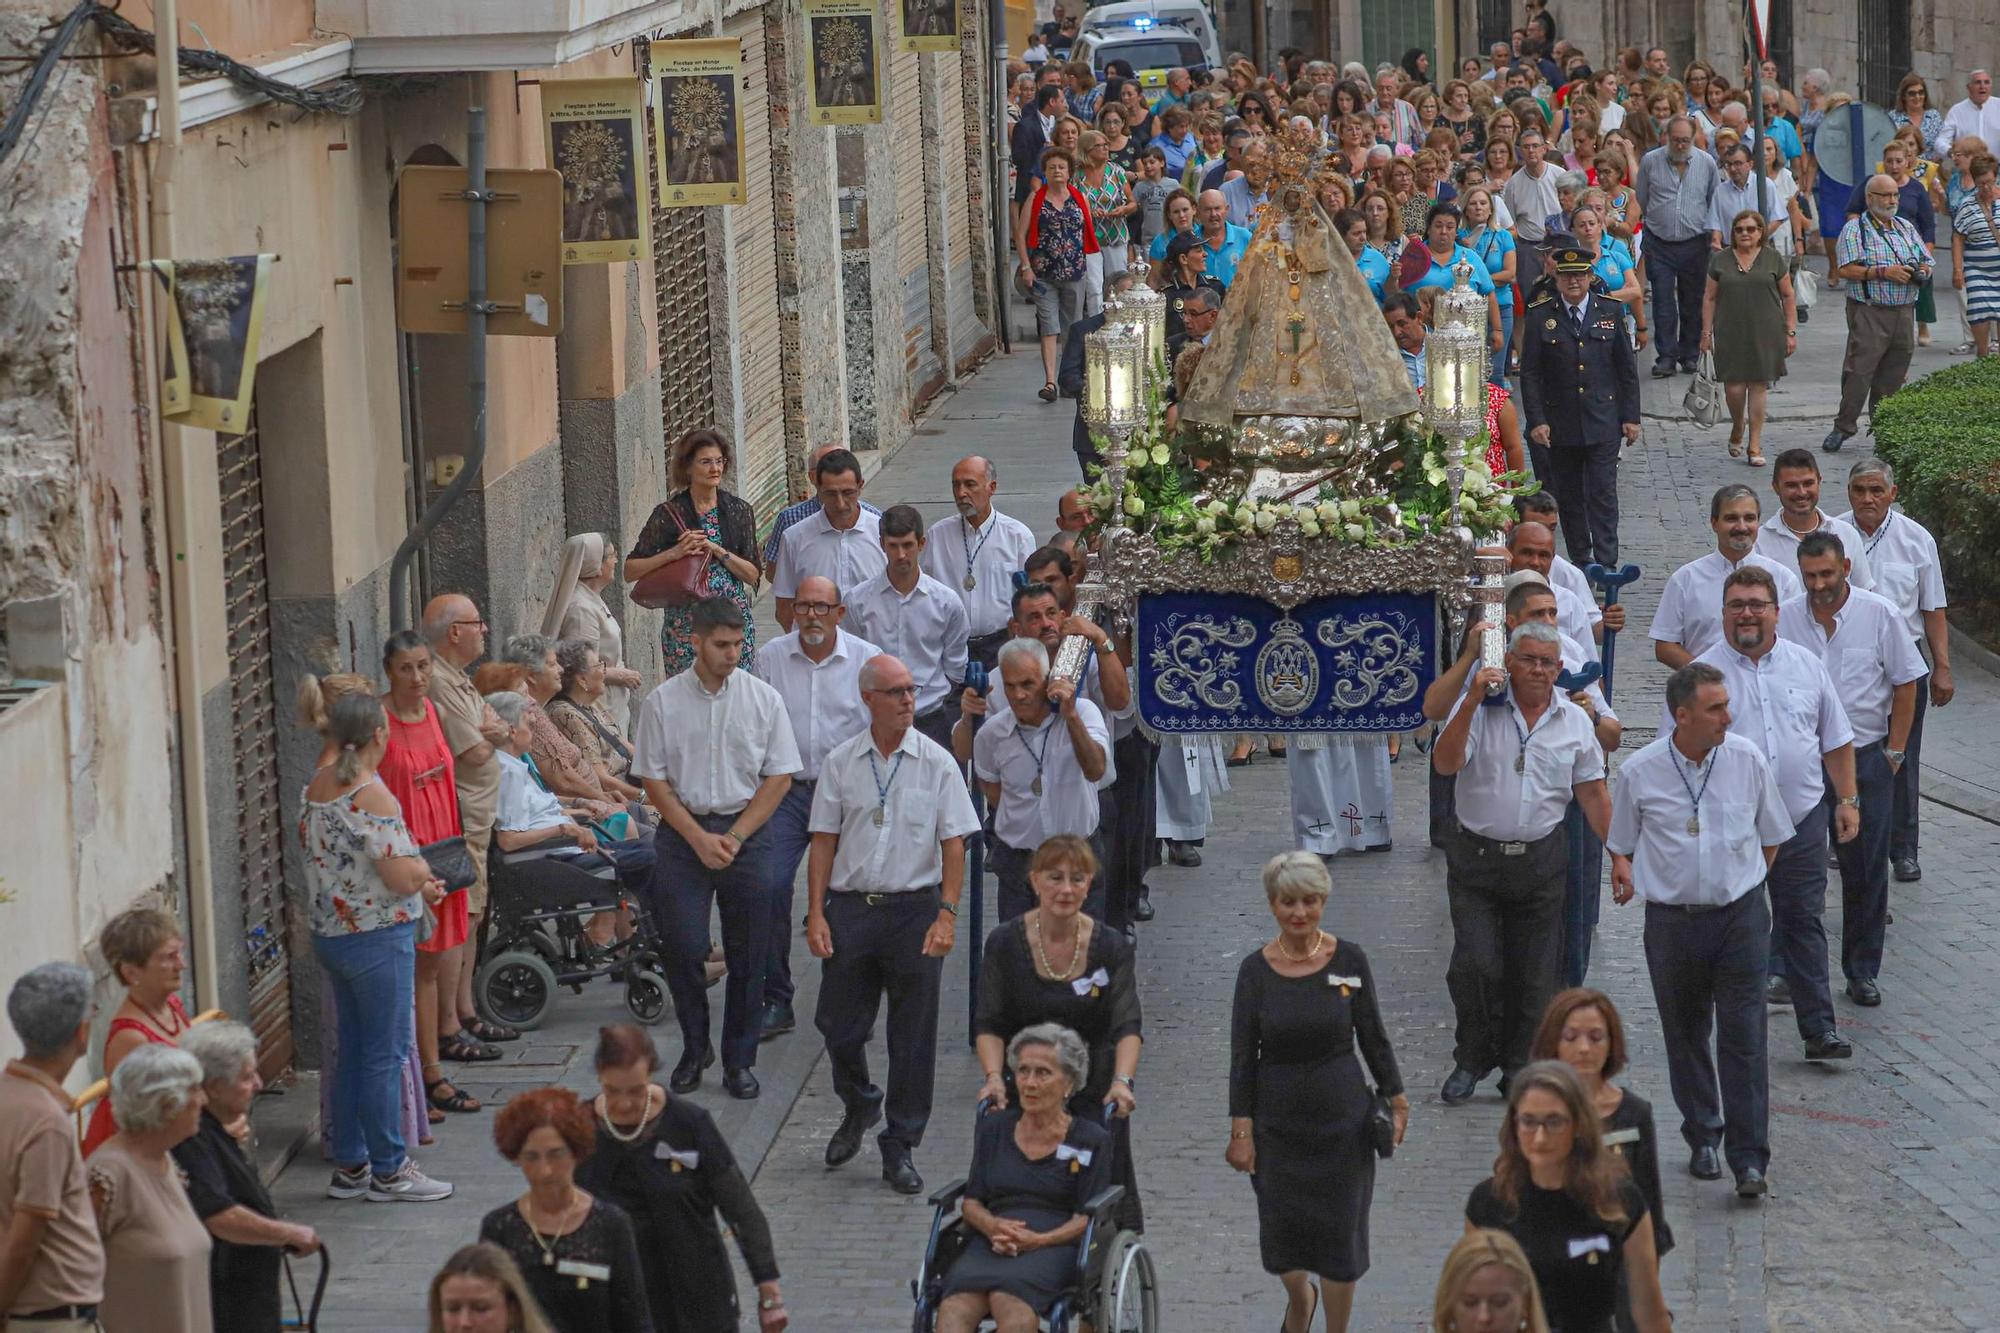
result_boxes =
[626,428,763,678]
[301,690,454,1203]
[1016,145,1098,402]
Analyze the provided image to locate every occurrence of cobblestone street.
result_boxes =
[273,292,2000,1331]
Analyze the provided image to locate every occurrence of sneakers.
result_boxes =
[326,1165,370,1200]
[365,1159,454,1202]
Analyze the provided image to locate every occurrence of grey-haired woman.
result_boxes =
[937,1025,1113,1332]
[89,1045,213,1332]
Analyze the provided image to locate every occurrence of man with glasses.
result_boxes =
[752,575,881,1042]
[1635,116,1722,376]
[1680,566,1858,1065]
[1825,174,1932,452]
[1431,622,1611,1106]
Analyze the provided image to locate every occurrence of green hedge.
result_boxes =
[1870,357,2000,607]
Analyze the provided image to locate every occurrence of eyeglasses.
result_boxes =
[793,601,840,617]
[1514,656,1561,674]
[866,684,920,698]
[452,618,488,630]
[1723,599,1774,613]
[1516,1113,1573,1135]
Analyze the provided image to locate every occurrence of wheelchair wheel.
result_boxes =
[475,950,558,1031]
[1094,1230,1158,1333]
[623,965,670,1025]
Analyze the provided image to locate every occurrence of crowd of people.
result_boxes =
[0,19,1979,1333]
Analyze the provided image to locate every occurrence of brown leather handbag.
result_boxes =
[629,503,714,610]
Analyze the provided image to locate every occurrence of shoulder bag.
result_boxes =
[1369,1090,1397,1158]
[630,502,714,610]
[1683,349,1725,428]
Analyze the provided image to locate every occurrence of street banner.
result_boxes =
[143,260,190,419]
[897,0,959,53]
[149,254,274,434]
[542,76,652,261]
[805,0,884,125]
[652,39,747,207]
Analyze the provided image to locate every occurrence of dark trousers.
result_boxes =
[915,701,959,755]
[1643,888,1770,1175]
[1644,231,1708,365]
[1891,672,1928,863]
[1834,300,1917,437]
[991,835,1106,922]
[1546,440,1621,567]
[1833,741,1896,983]
[814,889,944,1152]
[1560,800,1603,988]
[968,630,1010,674]
[1098,731,1159,931]
[1765,802,1836,1040]
[759,783,816,1010]
[1428,766,1459,848]
[1445,825,1568,1074]
[650,814,777,1072]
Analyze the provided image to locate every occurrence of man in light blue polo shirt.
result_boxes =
[1195,188,1251,287]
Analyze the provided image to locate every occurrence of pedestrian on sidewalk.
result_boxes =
[1431,623,1611,1106]
[1777,533,1925,1010]
[1834,459,1954,883]
[1824,175,1931,452]
[1634,117,1719,376]
[1017,147,1098,401]
[1608,663,1792,1198]
[1680,565,1859,1063]
[805,654,976,1196]
[88,1047,214,1333]
[1949,150,2000,356]
[1228,852,1407,1333]
[626,429,764,676]
[81,906,194,1159]
[1701,208,1796,466]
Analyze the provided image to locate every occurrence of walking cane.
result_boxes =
[1583,563,1641,700]
[282,1242,330,1331]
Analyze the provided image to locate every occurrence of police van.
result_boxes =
[1072,1,1220,91]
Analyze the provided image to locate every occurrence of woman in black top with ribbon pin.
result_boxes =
[976,835,1144,1231]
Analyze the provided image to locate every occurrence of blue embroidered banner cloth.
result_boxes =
[1136,591,1440,734]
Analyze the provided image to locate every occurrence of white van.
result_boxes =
[1077,0,1221,77]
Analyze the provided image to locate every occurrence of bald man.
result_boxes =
[920,456,1037,672]
[1826,174,1931,452]
[1195,188,1252,287]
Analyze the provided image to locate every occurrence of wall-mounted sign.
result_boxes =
[805,0,885,125]
[652,38,748,206]
[541,76,652,262]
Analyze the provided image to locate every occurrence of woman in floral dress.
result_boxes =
[625,428,763,677]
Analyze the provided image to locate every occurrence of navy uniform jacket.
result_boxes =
[1518,290,1641,448]
[1059,309,1107,461]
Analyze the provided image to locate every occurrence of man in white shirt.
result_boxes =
[1508,520,1610,649]
[1609,663,1794,1197]
[1834,459,1954,883]
[1502,129,1563,293]
[631,598,803,1099]
[1683,565,1858,1063]
[1431,623,1611,1105]
[1777,532,1925,1008]
[772,448,885,631]
[845,504,968,753]
[921,455,1038,671]
[1754,449,1874,590]
[805,654,979,1196]
[1942,70,2000,156]
[1652,484,1803,668]
[751,575,881,1041]
[1513,492,1602,632]
[969,637,1109,920]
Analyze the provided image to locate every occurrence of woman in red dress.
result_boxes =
[1483,380,1528,479]
[82,906,192,1157]
[378,630,491,1119]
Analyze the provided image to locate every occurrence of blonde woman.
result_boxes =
[1432,1229,1550,1333]
[427,1242,556,1333]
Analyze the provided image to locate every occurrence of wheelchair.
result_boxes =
[909,1107,1159,1332]
[473,841,670,1032]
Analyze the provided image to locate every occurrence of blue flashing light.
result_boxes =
[1132,14,1152,27]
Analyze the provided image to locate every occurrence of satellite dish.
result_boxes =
[1814,102,1896,190]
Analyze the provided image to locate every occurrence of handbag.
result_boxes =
[630,503,714,610]
[1683,350,1725,428]
[1368,1089,1397,1159]
[1792,260,1818,310]
[419,836,477,893]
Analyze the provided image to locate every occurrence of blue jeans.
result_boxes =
[760,783,817,1010]
[313,922,415,1175]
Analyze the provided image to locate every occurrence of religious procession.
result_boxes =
[3,0,2000,1330]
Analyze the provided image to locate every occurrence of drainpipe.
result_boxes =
[149,0,223,1010]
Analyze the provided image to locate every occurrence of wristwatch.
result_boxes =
[939,900,959,916]
[759,1296,784,1311]
[1837,795,1860,808]
[1885,748,1907,765]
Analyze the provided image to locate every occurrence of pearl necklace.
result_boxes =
[596,1090,660,1144]
[1032,911,1085,982]
[1275,931,1325,963]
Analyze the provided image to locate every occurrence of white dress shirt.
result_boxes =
[1452,629,1617,723]
[495,750,571,835]
[1551,583,1596,654]
[844,571,970,716]
[1831,508,1945,644]
[1776,587,1926,746]
[984,651,1127,781]
[752,628,881,783]
[1607,733,1794,906]
[1548,555,1601,628]
[629,669,802,815]
[809,728,980,892]
[1648,550,1803,659]
[1678,640,1854,824]
[771,508,887,601]
[973,699,1109,849]
[920,508,1038,637]
[1943,97,2000,158]
[1452,693,1606,842]
[1753,510,1874,591]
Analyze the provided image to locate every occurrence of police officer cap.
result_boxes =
[1165,231,1206,261]
[1550,246,1594,274]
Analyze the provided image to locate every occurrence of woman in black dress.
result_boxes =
[1227,851,1408,1333]
[976,835,1143,1230]
[939,1025,1114,1332]
[1529,987,1673,1333]
[573,1025,786,1331]
[1463,1063,1671,1333]
[480,1088,653,1333]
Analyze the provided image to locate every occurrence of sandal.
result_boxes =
[425,1077,483,1114]
[1747,445,1766,467]
[1038,380,1058,402]
[440,1031,503,1062]
[460,1015,520,1043]
[1728,424,1744,456]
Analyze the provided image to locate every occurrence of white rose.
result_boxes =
[1150,444,1171,466]
[1196,515,1216,535]
[1339,499,1362,520]
[1299,518,1321,538]
[1254,510,1278,533]
[1121,448,1143,467]
[1459,494,1478,513]
[1315,501,1339,525]
[1344,522,1367,541]
[1208,498,1230,517]
[1233,507,1256,528]
[1125,495,1147,517]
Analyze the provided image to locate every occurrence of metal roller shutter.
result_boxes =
[727,8,789,518]
[891,46,941,392]
[643,39,720,457]
[937,51,983,366]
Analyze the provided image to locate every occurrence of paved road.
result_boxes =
[271,277,2000,1331]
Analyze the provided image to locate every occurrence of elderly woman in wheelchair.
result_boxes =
[930,1024,1120,1332]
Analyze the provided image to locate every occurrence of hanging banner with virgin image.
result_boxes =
[148,255,274,434]
[805,0,885,124]
[896,0,959,53]
[652,38,747,206]
[542,76,652,261]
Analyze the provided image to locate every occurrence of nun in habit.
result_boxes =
[544,532,645,735]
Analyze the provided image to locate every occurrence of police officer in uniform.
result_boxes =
[1519,245,1642,567]
[1160,231,1228,342]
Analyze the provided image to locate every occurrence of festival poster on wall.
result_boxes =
[143,260,190,418]
[651,39,747,207]
[805,0,884,125]
[896,0,959,52]
[149,254,273,434]
[541,77,652,262]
